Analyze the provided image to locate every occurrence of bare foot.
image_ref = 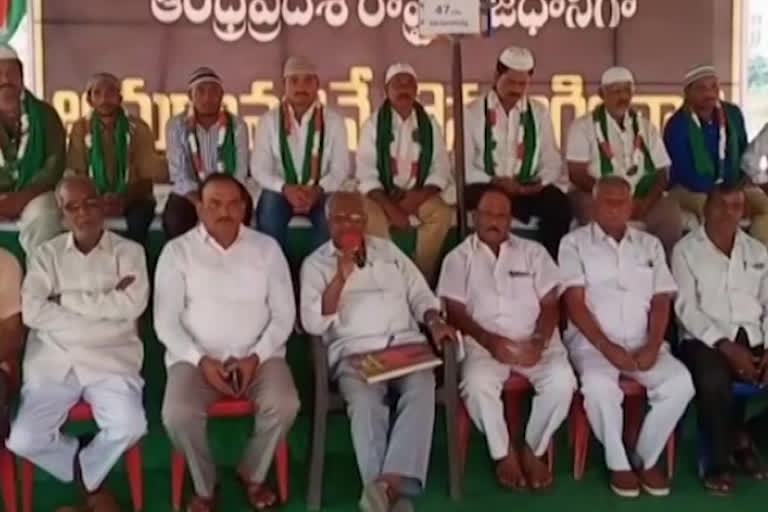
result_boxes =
[496,449,527,490]
[703,472,733,496]
[520,444,552,490]
[734,433,768,480]
[238,470,277,510]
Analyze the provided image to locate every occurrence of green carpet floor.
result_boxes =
[3,228,768,511]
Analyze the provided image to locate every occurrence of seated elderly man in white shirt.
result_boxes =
[156,174,299,512]
[300,191,456,512]
[7,174,149,512]
[566,66,681,254]
[672,182,768,494]
[437,188,576,491]
[559,175,694,498]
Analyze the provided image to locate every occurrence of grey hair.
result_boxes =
[592,175,631,198]
[325,190,364,220]
[54,171,97,207]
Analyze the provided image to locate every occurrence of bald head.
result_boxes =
[56,174,104,242]
[56,174,99,207]
[327,191,367,246]
[593,176,632,234]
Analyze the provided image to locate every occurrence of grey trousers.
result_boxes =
[161,359,300,498]
[336,361,435,492]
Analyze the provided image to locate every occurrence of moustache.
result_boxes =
[215,216,235,224]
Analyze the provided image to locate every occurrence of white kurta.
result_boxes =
[558,224,694,471]
[356,106,451,193]
[437,234,576,459]
[8,231,149,491]
[251,104,350,193]
[672,227,768,348]
[463,91,564,189]
[566,109,671,194]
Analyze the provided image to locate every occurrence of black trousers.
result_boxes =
[681,334,768,475]
[162,191,254,241]
[465,183,572,260]
[124,198,157,246]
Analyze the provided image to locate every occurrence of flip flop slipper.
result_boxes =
[359,481,390,512]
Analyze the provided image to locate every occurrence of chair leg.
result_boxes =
[503,391,523,441]
[21,460,33,512]
[171,452,186,512]
[546,442,555,474]
[306,404,328,511]
[444,385,462,501]
[623,396,644,450]
[275,438,289,505]
[666,431,676,480]
[124,444,143,511]
[571,396,589,480]
[456,401,471,472]
[0,448,17,512]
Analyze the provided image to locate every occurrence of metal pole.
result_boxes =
[451,36,467,238]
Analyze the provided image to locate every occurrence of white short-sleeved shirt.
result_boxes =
[356,106,451,194]
[463,91,564,188]
[566,109,670,194]
[672,227,768,348]
[437,234,559,341]
[558,223,677,351]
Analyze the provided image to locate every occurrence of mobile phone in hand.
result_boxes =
[230,367,242,393]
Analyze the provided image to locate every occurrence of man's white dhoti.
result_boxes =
[570,344,694,471]
[461,337,576,460]
[7,371,147,491]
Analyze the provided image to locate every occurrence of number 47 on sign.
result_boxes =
[419,0,490,37]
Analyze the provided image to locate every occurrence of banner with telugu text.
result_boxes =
[32,0,738,169]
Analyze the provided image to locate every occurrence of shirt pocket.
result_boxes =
[734,262,764,298]
[503,269,537,298]
[622,257,655,301]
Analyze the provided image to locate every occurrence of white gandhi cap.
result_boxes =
[385,63,417,84]
[601,66,634,86]
[684,65,717,88]
[498,46,535,72]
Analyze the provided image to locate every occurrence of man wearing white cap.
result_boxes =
[566,66,681,254]
[464,46,570,259]
[0,43,65,254]
[664,65,768,242]
[67,72,164,245]
[356,62,453,283]
[251,56,350,258]
[162,66,250,239]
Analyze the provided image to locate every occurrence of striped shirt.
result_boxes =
[165,112,249,196]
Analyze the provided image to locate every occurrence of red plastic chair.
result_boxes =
[1,361,19,512]
[170,398,290,511]
[1,445,17,512]
[457,373,555,476]
[570,378,676,480]
[21,401,143,512]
